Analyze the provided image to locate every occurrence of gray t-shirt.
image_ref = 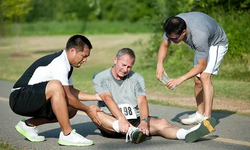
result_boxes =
[163,12,228,59]
[93,67,146,117]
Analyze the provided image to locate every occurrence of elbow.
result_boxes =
[201,66,206,72]
[100,94,111,104]
[198,63,207,72]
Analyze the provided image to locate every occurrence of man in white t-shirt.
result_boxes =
[92,48,216,143]
[9,35,102,146]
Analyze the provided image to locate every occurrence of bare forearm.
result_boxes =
[70,88,97,101]
[138,96,149,119]
[102,95,124,119]
[179,64,206,83]
[157,46,167,66]
[78,92,97,101]
[157,40,170,65]
[67,95,90,112]
[63,86,91,112]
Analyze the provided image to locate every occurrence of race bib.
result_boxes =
[118,104,137,119]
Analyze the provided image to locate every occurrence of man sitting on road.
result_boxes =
[92,48,216,143]
[9,35,102,147]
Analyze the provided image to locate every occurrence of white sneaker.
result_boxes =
[58,129,93,146]
[15,119,45,142]
[126,127,146,144]
[181,111,205,125]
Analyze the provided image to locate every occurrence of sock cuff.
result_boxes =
[176,128,188,140]
[112,120,120,133]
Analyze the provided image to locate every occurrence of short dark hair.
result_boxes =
[66,35,92,52]
[116,48,136,63]
[163,16,186,36]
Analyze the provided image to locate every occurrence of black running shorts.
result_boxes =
[9,81,56,120]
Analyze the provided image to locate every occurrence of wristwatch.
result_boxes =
[141,118,149,122]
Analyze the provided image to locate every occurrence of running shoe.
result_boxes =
[185,117,216,143]
[181,111,205,125]
[15,119,45,142]
[126,127,146,144]
[58,129,93,146]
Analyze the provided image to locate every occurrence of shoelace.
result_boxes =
[31,127,44,139]
[33,127,39,133]
[70,130,87,140]
[125,127,134,143]
[71,130,81,137]
[188,113,196,118]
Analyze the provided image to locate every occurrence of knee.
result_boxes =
[48,80,64,90]
[200,73,212,84]
[194,76,202,85]
[89,105,102,117]
[46,80,65,95]
[159,118,171,126]
[157,118,172,130]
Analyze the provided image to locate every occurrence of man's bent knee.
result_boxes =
[194,76,202,85]
[45,80,65,99]
[151,118,172,130]
[47,80,64,91]
[200,73,212,83]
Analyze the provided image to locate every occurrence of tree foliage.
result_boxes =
[0,0,249,68]
[0,0,32,22]
[22,0,93,22]
[0,0,33,53]
[141,0,250,68]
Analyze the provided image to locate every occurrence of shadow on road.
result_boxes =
[171,110,236,125]
[40,122,100,138]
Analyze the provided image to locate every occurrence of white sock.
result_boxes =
[203,116,209,120]
[176,128,188,140]
[112,120,120,133]
[187,123,201,133]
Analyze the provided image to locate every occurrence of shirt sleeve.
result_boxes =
[134,74,146,97]
[163,32,170,41]
[50,62,71,86]
[93,73,110,95]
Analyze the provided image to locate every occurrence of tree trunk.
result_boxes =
[15,21,20,54]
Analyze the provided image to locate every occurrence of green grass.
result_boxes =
[4,20,152,36]
[0,142,23,150]
[148,99,195,110]
[0,34,249,149]
[0,34,249,102]
[148,99,248,116]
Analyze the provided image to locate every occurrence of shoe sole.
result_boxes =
[15,125,45,142]
[58,140,93,146]
[132,131,146,144]
[180,118,202,125]
[181,120,200,125]
[185,117,216,143]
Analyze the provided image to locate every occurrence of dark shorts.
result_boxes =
[99,117,141,138]
[9,81,56,120]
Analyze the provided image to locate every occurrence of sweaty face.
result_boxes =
[70,46,90,68]
[112,54,134,79]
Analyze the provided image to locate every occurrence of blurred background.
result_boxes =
[0,0,249,112]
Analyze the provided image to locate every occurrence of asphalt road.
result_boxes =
[0,80,249,150]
